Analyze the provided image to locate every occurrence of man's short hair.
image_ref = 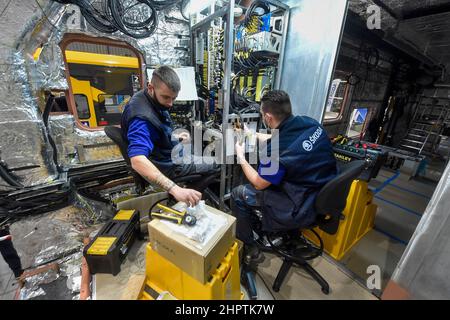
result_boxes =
[151,66,181,93]
[260,90,292,121]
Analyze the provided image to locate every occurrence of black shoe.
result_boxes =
[13,269,23,279]
[243,245,265,265]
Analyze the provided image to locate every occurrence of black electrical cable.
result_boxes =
[107,0,158,38]
[0,0,12,19]
[144,0,181,11]
[42,94,63,174]
[244,0,270,29]
[0,184,21,190]
[180,0,189,20]
[78,0,118,33]
[53,0,183,39]
[0,188,70,220]
[0,161,23,188]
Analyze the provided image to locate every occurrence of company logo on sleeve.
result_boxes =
[303,127,323,152]
[303,140,313,152]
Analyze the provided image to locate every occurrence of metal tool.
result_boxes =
[151,203,197,226]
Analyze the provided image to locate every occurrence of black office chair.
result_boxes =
[104,126,217,195]
[244,160,365,298]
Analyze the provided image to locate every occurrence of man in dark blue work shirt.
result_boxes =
[232,90,338,261]
[121,66,219,206]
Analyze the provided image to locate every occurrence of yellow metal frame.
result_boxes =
[33,47,43,61]
[66,50,139,128]
[69,76,103,128]
[65,50,139,69]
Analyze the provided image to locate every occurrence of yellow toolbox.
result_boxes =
[84,210,140,275]
[304,180,377,261]
[139,242,243,300]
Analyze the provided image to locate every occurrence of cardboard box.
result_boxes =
[148,204,236,284]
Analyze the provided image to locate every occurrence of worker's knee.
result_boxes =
[231,185,246,202]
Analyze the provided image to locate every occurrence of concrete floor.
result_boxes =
[337,167,439,296]
[253,253,377,300]
[244,164,442,300]
[94,240,377,300]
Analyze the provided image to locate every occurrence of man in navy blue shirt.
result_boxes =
[121,66,219,206]
[232,90,338,262]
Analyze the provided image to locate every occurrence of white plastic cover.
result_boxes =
[391,160,450,299]
[160,201,227,249]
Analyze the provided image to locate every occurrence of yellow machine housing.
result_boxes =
[139,242,243,300]
[65,50,140,128]
[304,180,377,260]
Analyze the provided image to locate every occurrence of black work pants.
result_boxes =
[164,158,221,192]
[230,184,262,245]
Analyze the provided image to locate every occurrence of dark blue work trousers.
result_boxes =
[231,184,262,245]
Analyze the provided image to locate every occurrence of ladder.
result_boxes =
[399,96,450,155]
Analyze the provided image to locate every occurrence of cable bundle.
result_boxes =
[230,89,260,114]
[234,50,277,71]
[243,0,270,34]
[53,0,183,38]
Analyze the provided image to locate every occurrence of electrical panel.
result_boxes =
[191,1,288,125]
[245,31,282,55]
[188,0,290,206]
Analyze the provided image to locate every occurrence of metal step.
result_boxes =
[406,133,425,139]
[409,128,440,135]
[402,139,426,145]
[412,124,432,129]
[409,128,427,132]
[400,145,421,151]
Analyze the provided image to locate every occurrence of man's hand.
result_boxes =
[234,123,252,137]
[174,132,191,144]
[242,123,252,137]
[235,140,245,161]
[169,185,202,207]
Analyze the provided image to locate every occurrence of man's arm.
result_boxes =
[126,119,201,206]
[235,142,271,191]
[256,132,272,142]
[238,157,272,191]
[241,124,272,143]
[131,156,201,206]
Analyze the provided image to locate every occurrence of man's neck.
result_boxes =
[274,115,293,130]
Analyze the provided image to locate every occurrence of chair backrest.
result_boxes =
[104,126,148,194]
[314,160,365,235]
[104,126,131,165]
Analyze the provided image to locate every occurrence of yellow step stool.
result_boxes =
[304,180,377,261]
[139,242,243,300]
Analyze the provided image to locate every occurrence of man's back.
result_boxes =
[259,115,338,231]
